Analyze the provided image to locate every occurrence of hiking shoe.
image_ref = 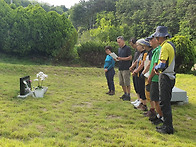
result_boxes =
[149,113,157,121]
[109,90,115,95]
[149,110,157,118]
[156,125,165,130]
[106,91,111,94]
[149,116,158,122]
[143,111,149,116]
[120,94,127,99]
[156,125,174,134]
[144,109,156,117]
[144,109,157,119]
[123,95,131,101]
[152,118,163,125]
[131,99,139,105]
[143,110,152,117]
[137,104,148,111]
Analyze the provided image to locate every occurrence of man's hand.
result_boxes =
[154,68,159,75]
[147,77,152,84]
[132,70,137,76]
[117,55,132,61]
[104,68,108,72]
[129,66,134,72]
[117,57,122,61]
[140,73,145,79]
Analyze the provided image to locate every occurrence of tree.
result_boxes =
[69,0,118,30]
[0,2,77,60]
[90,11,122,42]
[0,0,15,51]
[170,36,195,73]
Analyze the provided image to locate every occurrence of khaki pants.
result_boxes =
[118,70,130,86]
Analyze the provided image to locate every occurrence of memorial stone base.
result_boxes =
[171,87,188,104]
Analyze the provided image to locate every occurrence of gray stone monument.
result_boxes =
[171,87,188,104]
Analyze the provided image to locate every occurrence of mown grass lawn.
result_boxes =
[0,62,195,146]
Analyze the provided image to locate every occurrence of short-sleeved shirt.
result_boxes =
[136,50,147,77]
[118,45,132,70]
[158,40,176,80]
[144,49,153,78]
[149,46,161,82]
[132,50,140,63]
[144,49,153,68]
[158,40,175,66]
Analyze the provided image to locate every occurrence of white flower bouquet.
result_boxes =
[34,72,48,89]
[33,72,48,98]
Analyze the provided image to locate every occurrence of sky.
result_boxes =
[36,0,82,8]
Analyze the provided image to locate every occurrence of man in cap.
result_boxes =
[147,34,163,125]
[153,26,176,134]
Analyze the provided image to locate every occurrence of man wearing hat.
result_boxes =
[147,34,163,125]
[153,26,176,134]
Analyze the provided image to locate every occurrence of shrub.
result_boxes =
[0,3,77,61]
[169,36,195,73]
[77,41,119,67]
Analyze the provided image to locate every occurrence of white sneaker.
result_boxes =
[131,99,139,104]
[134,100,141,107]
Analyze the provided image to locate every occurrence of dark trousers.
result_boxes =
[133,75,139,93]
[159,73,175,130]
[105,68,115,91]
[138,74,146,100]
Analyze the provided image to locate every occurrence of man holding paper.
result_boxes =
[116,36,132,101]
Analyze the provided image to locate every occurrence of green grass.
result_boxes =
[0,62,195,146]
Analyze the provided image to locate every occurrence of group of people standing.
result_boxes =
[104,26,176,134]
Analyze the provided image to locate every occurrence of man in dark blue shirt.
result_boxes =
[116,36,132,101]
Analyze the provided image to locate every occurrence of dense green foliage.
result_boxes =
[77,41,108,67]
[69,0,118,31]
[0,0,77,60]
[169,36,195,73]
[71,0,195,41]
[4,0,68,14]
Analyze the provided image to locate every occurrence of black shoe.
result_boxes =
[156,125,165,130]
[137,104,148,111]
[156,126,174,134]
[120,94,127,99]
[123,95,131,101]
[144,109,157,117]
[149,116,158,122]
[108,90,115,95]
[152,118,163,125]
[106,91,111,94]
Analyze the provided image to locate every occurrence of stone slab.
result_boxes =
[171,86,188,103]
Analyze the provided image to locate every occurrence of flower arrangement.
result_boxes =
[34,72,48,89]
[17,72,48,98]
